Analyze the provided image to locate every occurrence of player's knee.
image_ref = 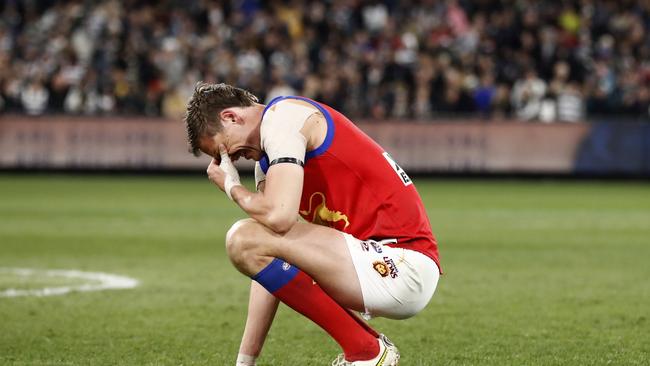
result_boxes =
[225,219,260,267]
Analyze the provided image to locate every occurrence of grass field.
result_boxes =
[1,174,649,366]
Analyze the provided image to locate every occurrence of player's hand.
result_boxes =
[206,144,242,200]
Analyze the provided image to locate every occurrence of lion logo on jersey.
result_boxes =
[300,192,350,229]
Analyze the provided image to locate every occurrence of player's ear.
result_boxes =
[220,109,239,125]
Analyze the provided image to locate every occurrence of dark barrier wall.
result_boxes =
[1,116,648,175]
[575,121,650,175]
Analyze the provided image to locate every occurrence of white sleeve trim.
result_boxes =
[254,161,266,191]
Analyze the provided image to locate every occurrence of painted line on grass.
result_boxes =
[0,268,139,298]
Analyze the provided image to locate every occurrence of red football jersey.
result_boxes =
[259,96,441,273]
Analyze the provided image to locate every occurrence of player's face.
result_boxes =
[198,121,263,164]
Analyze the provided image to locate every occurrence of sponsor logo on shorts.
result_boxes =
[372,261,389,277]
[282,262,291,271]
[383,256,399,278]
[370,241,383,253]
[360,241,370,251]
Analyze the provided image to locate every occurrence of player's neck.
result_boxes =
[252,103,266,124]
[247,104,265,146]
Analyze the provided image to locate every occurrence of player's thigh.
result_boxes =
[230,219,365,311]
[269,222,365,310]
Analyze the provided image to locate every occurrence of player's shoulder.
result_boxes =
[260,96,319,151]
[267,96,320,113]
[261,97,321,130]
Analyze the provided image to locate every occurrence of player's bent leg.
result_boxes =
[225,218,365,311]
[225,218,383,363]
[226,218,439,320]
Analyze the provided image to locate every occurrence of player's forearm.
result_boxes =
[238,281,280,357]
[230,185,297,233]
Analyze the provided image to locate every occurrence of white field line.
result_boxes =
[0,268,139,298]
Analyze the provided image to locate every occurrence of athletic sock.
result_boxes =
[345,309,380,338]
[253,258,379,361]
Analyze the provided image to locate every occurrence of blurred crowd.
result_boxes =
[1,0,650,122]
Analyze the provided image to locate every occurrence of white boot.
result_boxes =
[331,334,400,366]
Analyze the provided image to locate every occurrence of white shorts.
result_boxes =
[343,233,440,320]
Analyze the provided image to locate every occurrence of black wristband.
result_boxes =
[269,157,304,167]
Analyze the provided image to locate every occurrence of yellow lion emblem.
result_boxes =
[299,192,350,229]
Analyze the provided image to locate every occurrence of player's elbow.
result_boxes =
[265,211,297,234]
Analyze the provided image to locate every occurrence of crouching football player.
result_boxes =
[183,82,442,366]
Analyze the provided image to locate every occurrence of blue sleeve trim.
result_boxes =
[252,258,299,293]
[259,153,270,174]
[260,96,335,163]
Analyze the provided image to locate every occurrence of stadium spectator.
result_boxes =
[511,68,547,121]
[556,82,585,122]
[1,0,649,121]
[20,78,49,116]
[473,73,496,118]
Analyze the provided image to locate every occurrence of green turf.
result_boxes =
[0,174,648,365]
